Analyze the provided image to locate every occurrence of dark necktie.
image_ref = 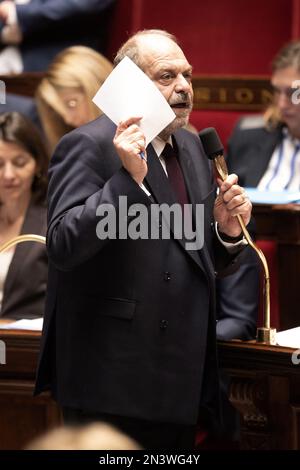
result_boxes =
[162,143,189,206]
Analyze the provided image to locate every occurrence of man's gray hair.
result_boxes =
[113,29,178,70]
[272,40,300,73]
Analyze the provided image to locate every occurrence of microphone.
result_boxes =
[199,127,276,345]
[199,127,224,159]
[199,127,228,182]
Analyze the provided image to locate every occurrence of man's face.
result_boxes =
[139,35,194,138]
[271,66,300,137]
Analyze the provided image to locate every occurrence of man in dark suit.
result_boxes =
[0,0,115,72]
[226,115,282,188]
[0,93,40,130]
[227,41,300,191]
[220,41,300,341]
[216,246,259,341]
[35,29,252,449]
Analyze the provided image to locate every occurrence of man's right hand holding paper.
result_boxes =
[113,116,147,186]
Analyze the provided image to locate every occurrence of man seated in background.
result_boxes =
[227,40,300,191]
[0,0,115,73]
[219,40,300,340]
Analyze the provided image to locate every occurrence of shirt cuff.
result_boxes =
[4,1,17,25]
[1,3,22,44]
[139,182,151,197]
[215,222,248,252]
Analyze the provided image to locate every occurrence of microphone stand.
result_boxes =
[214,154,276,345]
[0,234,46,253]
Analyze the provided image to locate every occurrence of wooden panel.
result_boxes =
[0,329,61,450]
[0,73,43,98]
[291,405,300,449]
[0,382,60,450]
[219,341,300,450]
[193,76,272,111]
[1,328,300,449]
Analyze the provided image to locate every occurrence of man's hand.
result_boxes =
[0,2,13,23]
[214,174,252,238]
[113,116,147,186]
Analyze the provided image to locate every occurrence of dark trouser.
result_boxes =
[62,407,196,449]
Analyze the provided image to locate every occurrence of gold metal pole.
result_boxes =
[0,234,46,253]
[214,155,276,345]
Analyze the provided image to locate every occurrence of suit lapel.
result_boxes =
[175,133,216,280]
[174,133,209,205]
[247,128,282,186]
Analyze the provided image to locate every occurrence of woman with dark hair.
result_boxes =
[0,111,49,319]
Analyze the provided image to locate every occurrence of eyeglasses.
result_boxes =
[271,84,300,99]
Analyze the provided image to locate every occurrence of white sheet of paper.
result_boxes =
[276,327,300,348]
[0,317,43,331]
[92,56,176,146]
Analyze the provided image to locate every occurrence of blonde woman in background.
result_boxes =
[36,45,113,152]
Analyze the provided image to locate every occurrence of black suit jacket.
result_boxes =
[14,0,115,71]
[1,200,47,319]
[216,245,259,341]
[35,115,241,427]
[0,94,41,131]
[226,118,282,187]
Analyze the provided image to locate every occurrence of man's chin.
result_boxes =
[159,116,190,139]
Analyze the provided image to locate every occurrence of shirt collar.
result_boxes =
[283,126,300,147]
[151,135,172,157]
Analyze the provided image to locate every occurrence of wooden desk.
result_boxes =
[0,73,43,97]
[1,327,300,450]
[219,340,300,450]
[253,203,300,330]
[0,327,61,450]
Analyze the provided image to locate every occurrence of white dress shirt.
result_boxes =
[0,249,14,312]
[0,1,30,74]
[258,127,300,190]
[140,136,246,250]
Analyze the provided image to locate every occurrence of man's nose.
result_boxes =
[174,74,191,93]
[277,91,292,110]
